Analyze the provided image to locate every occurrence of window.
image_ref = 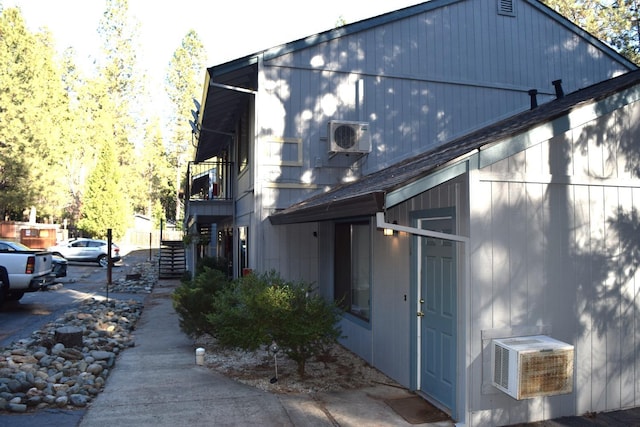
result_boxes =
[334,221,371,320]
[238,226,249,277]
[238,106,250,173]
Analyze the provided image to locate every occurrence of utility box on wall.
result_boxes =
[492,335,574,400]
[20,227,57,250]
[327,120,372,155]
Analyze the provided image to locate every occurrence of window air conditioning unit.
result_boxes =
[328,120,372,155]
[492,335,574,400]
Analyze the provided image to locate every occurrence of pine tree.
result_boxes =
[165,30,208,222]
[133,119,175,227]
[542,0,639,65]
[0,7,69,221]
[77,140,127,239]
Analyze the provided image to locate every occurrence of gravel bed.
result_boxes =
[194,334,402,394]
[0,262,155,413]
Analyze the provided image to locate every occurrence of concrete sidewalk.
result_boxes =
[78,278,451,427]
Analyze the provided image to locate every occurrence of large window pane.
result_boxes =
[238,226,249,276]
[334,221,370,321]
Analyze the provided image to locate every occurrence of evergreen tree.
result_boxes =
[165,30,207,222]
[0,7,69,221]
[77,140,127,239]
[58,47,97,224]
[31,32,77,221]
[135,118,175,228]
[542,0,639,65]
[92,0,143,230]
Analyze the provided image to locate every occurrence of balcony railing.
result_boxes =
[186,161,233,202]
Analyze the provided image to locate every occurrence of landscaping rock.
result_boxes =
[0,298,144,413]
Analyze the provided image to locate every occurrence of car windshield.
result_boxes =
[0,241,31,251]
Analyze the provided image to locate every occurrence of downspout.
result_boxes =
[376,211,471,427]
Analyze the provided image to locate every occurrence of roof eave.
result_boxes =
[269,191,385,225]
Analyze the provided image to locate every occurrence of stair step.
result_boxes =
[157,240,186,279]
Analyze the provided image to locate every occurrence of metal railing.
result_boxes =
[186,161,233,201]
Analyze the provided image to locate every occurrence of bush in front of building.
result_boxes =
[174,268,343,377]
[172,267,230,336]
[207,270,343,377]
[195,256,229,276]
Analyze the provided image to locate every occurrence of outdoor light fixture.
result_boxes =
[270,341,279,384]
[383,221,398,236]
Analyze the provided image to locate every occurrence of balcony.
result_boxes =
[185,161,234,223]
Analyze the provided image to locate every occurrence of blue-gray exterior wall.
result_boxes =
[249,1,637,422]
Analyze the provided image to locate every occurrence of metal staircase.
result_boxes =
[158,240,186,279]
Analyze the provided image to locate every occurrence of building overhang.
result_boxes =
[269,192,385,225]
[195,58,258,162]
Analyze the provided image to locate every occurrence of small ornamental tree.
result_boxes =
[206,271,343,377]
[267,282,344,377]
[172,267,230,336]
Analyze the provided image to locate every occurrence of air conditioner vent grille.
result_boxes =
[494,345,509,388]
[333,124,357,149]
[519,350,573,399]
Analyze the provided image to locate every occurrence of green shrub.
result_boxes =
[206,270,343,377]
[195,256,229,275]
[172,267,230,336]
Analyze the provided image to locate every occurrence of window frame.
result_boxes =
[334,219,371,321]
[237,104,250,174]
[238,226,249,277]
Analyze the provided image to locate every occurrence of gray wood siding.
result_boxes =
[467,99,640,425]
[360,176,468,388]
[257,0,631,212]
[261,221,318,280]
[248,1,636,418]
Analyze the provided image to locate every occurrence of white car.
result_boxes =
[47,238,121,268]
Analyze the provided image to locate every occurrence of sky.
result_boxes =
[3,0,423,120]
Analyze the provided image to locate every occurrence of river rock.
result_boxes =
[90,350,115,361]
[70,393,88,407]
[0,261,150,413]
[7,402,27,412]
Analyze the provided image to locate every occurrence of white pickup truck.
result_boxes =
[0,244,56,306]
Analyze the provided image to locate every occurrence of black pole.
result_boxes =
[107,228,112,302]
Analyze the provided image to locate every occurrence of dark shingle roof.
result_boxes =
[270,69,640,225]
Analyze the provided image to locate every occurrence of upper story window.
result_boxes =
[238,105,250,174]
[334,220,371,321]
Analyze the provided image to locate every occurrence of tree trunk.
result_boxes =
[55,326,83,348]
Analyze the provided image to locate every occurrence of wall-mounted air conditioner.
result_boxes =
[328,120,372,155]
[492,335,574,400]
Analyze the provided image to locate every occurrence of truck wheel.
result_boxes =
[98,255,108,268]
[0,268,8,307]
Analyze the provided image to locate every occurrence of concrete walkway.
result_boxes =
[78,278,451,427]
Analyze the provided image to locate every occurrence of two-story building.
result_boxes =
[184,0,639,424]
